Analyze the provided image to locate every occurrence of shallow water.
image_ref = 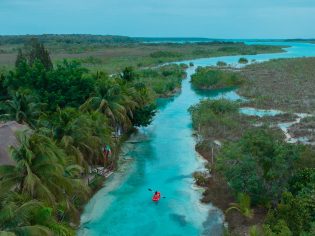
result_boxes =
[240,107,283,117]
[79,42,315,236]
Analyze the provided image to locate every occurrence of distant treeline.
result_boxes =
[0,35,258,46]
[0,34,137,45]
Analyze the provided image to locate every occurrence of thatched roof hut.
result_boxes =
[0,121,28,166]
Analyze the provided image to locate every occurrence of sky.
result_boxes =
[0,0,315,38]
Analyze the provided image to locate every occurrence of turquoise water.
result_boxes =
[79,42,315,236]
[240,107,282,117]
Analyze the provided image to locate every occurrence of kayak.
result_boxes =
[152,193,161,202]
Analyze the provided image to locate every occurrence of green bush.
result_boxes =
[191,67,244,89]
[265,192,312,235]
[239,57,249,64]
[189,99,239,130]
[136,64,186,96]
[217,61,227,67]
[216,128,300,205]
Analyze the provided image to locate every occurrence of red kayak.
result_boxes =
[152,192,161,202]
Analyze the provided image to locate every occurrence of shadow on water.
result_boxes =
[202,208,225,236]
[189,82,243,101]
[170,213,188,227]
[166,174,192,183]
[193,86,237,97]
[156,96,177,110]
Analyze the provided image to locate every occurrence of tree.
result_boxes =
[121,66,136,82]
[45,60,93,109]
[130,81,156,127]
[23,38,53,70]
[289,168,315,195]
[0,192,73,236]
[0,90,42,127]
[263,220,293,236]
[0,131,89,223]
[7,59,94,111]
[121,66,135,82]
[131,103,156,127]
[81,76,130,131]
[15,49,26,68]
[216,128,300,205]
[0,71,9,101]
[265,192,311,235]
[226,193,254,219]
[188,99,239,138]
[40,108,112,167]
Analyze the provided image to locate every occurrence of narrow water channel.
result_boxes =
[79,42,315,236]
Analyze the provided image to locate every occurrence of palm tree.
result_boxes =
[81,77,131,133]
[0,192,74,236]
[120,84,140,122]
[40,108,112,167]
[0,131,89,223]
[0,90,42,127]
[226,193,254,219]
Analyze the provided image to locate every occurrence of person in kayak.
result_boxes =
[152,191,161,201]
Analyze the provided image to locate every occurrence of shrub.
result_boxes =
[191,67,244,89]
[217,61,227,67]
[239,57,249,64]
[216,128,300,205]
[193,171,208,186]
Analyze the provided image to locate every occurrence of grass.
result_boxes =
[0,35,285,73]
[239,57,315,113]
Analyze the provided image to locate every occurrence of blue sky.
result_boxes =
[1,0,314,38]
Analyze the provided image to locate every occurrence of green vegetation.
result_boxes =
[226,193,254,219]
[217,129,300,205]
[238,57,249,64]
[136,64,187,97]
[189,99,240,139]
[0,35,284,73]
[0,34,135,46]
[217,61,227,67]
[191,67,244,89]
[239,57,315,113]
[0,38,186,235]
[189,98,315,235]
